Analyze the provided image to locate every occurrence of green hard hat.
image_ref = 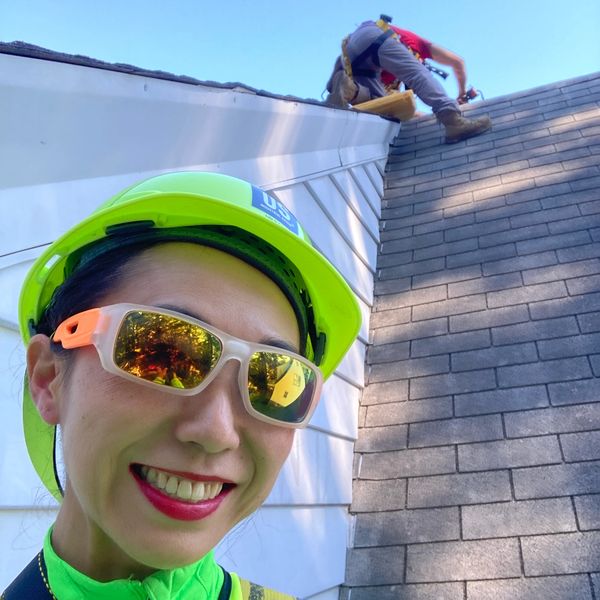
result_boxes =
[18,171,362,501]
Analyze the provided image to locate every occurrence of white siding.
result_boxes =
[0,50,398,597]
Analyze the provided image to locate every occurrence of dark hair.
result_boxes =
[36,243,154,348]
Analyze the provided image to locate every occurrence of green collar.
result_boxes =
[43,528,225,600]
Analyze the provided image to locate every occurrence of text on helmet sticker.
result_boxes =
[251,186,299,235]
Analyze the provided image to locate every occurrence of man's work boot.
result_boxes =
[325,70,358,108]
[438,110,492,144]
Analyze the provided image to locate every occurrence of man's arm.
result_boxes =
[428,43,467,100]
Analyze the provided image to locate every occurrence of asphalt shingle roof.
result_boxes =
[345,72,600,600]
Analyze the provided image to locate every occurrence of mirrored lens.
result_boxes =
[247,352,317,423]
[114,311,222,389]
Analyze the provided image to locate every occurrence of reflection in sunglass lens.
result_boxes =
[248,352,316,423]
[114,311,222,389]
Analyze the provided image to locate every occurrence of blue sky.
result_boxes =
[1,0,599,108]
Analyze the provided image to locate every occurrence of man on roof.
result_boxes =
[325,15,492,144]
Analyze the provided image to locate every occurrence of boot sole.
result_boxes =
[445,121,492,144]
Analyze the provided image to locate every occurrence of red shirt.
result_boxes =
[381,26,433,86]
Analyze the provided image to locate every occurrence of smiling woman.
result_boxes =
[2,171,361,600]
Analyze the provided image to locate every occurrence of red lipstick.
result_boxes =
[131,466,232,521]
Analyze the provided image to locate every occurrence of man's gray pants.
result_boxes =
[346,21,459,114]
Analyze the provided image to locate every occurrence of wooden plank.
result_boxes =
[354,90,416,121]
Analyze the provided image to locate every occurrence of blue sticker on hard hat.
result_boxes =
[251,186,299,235]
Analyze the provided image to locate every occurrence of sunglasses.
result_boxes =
[52,303,323,428]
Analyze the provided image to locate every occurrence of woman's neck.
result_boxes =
[52,493,155,582]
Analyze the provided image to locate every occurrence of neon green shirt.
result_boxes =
[43,528,243,600]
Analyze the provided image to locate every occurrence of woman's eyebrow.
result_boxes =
[260,337,300,354]
[157,304,299,353]
[157,303,208,323]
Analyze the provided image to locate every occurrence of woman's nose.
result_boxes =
[172,360,242,453]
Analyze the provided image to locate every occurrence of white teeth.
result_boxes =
[139,466,224,503]
[191,482,205,501]
[177,480,193,500]
[165,476,178,494]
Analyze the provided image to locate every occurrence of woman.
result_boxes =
[3,171,361,599]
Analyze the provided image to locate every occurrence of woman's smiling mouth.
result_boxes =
[139,465,224,502]
[131,464,234,521]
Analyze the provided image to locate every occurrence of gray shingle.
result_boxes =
[560,430,600,461]
[452,342,538,371]
[516,231,592,255]
[492,316,579,345]
[529,291,600,320]
[406,539,520,582]
[447,272,522,298]
[538,332,600,360]
[367,340,410,364]
[354,507,459,546]
[345,546,405,586]
[360,445,455,479]
[381,231,444,254]
[373,318,448,345]
[413,264,482,288]
[348,583,463,600]
[458,435,561,471]
[361,380,409,405]
[498,357,592,386]
[366,397,453,427]
[409,370,497,400]
[466,575,593,600]
[411,330,491,358]
[557,242,600,262]
[577,311,600,332]
[413,212,474,236]
[574,494,600,530]
[513,461,600,499]
[379,257,445,280]
[567,273,600,295]
[352,479,407,512]
[444,218,510,242]
[478,223,549,249]
[521,258,600,285]
[450,305,530,333]
[374,276,413,296]
[521,531,600,575]
[370,306,411,329]
[505,403,600,436]
[355,424,408,453]
[455,385,549,416]
[549,215,600,236]
[408,471,511,508]
[375,284,447,311]
[409,414,503,448]
[369,355,449,384]
[412,294,487,321]
[462,498,577,539]
[483,250,557,276]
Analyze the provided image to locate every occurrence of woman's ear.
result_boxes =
[27,334,63,425]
